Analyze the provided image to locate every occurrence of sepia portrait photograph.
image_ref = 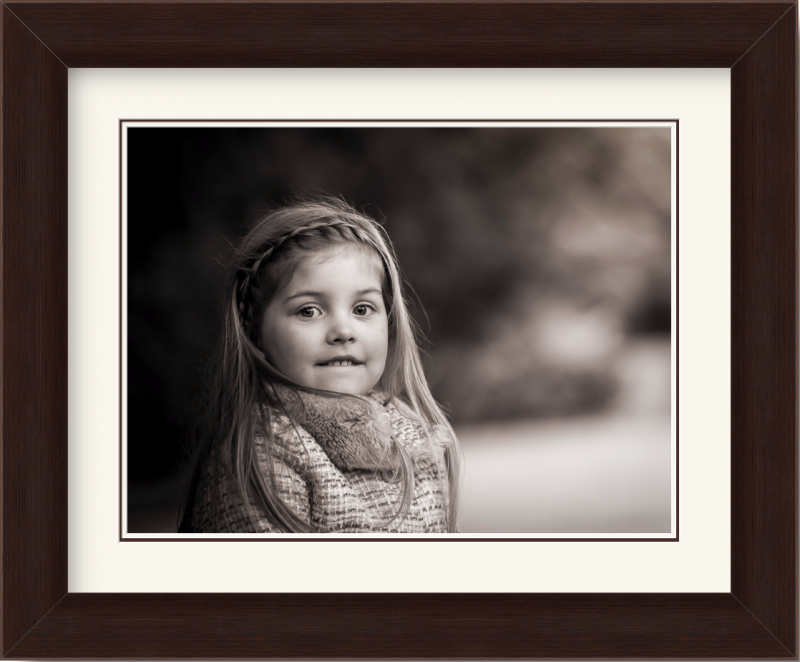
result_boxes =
[123,122,675,538]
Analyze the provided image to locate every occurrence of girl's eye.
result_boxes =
[297,306,321,319]
[353,304,376,316]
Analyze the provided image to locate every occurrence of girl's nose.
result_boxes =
[326,314,355,344]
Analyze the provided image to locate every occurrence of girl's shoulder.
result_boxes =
[371,392,456,455]
[364,389,418,421]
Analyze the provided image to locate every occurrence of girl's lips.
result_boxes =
[316,357,364,367]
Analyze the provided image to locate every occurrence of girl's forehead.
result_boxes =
[291,244,384,287]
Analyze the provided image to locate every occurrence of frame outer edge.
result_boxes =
[0,0,796,659]
[731,3,799,656]
[0,3,68,656]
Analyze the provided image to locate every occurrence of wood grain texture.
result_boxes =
[0,0,797,658]
[4,2,793,68]
[731,4,798,655]
[0,3,68,656]
[7,593,795,659]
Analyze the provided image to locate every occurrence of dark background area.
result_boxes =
[127,126,672,533]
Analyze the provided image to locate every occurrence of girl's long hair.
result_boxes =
[177,195,462,533]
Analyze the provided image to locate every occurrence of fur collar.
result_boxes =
[269,385,446,472]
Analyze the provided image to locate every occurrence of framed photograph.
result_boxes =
[3,1,796,658]
[122,121,676,541]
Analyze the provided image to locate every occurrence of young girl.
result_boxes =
[178,196,461,533]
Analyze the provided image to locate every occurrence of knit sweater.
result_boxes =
[186,389,452,533]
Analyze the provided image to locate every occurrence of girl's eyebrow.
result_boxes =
[283,288,382,303]
[284,290,324,302]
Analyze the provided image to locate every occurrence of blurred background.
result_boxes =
[127,125,673,534]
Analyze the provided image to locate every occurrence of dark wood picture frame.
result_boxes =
[1,1,796,658]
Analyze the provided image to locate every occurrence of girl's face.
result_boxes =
[260,245,389,395]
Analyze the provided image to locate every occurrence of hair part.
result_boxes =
[178,194,462,533]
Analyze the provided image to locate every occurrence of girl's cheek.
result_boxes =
[292,324,322,349]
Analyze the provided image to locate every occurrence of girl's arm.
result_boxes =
[250,430,314,532]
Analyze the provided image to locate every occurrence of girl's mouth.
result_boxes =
[317,358,363,367]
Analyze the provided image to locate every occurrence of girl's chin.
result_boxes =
[314,377,374,396]
[321,384,369,396]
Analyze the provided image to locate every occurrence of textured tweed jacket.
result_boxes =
[186,389,452,533]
